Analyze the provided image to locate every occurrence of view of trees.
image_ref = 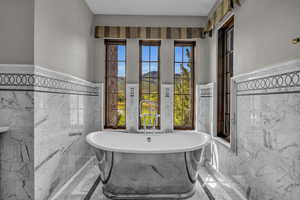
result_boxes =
[139,45,160,128]
[174,45,193,129]
[106,43,126,128]
[107,43,193,129]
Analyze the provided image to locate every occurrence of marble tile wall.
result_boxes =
[34,93,100,200]
[126,84,139,132]
[196,84,214,165]
[0,65,101,200]
[198,60,300,200]
[161,84,173,132]
[196,84,214,134]
[0,91,34,200]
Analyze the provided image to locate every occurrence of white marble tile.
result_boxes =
[200,60,300,200]
[0,91,34,200]
[161,84,173,132]
[126,84,139,132]
[0,65,101,200]
[34,92,100,199]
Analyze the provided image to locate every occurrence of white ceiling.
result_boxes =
[85,0,218,16]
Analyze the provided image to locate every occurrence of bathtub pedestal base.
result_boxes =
[94,151,203,200]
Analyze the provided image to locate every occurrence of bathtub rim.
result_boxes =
[86,131,211,154]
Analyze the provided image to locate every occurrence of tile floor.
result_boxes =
[54,159,243,200]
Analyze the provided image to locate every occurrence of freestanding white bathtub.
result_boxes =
[86,131,210,199]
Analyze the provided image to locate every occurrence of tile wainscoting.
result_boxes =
[0,90,34,200]
[198,59,300,200]
[0,65,102,200]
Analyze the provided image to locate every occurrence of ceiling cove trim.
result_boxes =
[95,26,205,39]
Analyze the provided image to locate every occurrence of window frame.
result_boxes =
[104,39,127,129]
[173,41,196,130]
[217,16,234,142]
[138,40,161,129]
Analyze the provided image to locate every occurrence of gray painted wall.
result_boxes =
[93,15,207,27]
[35,0,95,81]
[0,0,34,64]
[207,0,300,82]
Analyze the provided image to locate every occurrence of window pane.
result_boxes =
[174,79,182,94]
[150,79,159,93]
[174,95,183,127]
[107,93,118,110]
[107,112,118,127]
[107,61,118,77]
[150,46,159,61]
[182,95,192,127]
[174,63,182,77]
[117,109,125,127]
[139,43,160,129]
[182,95,192,110]
[150,63,158,77]
[117,78,126,94]
[182,79,192,94]
[183,108,193,127]
[183,47,193,62]
[142,46,150,61]
[217,17,234,140]
[175,47,183,62]
[106,41,126,128]
[181,63,192,79]
[107,45,118,61]
[118,45,126,61]
[142,62,150,77]
[149,93,159,103]
[118,62,126,77]
[118,93,125,111]
[174,43,194,129]
[141,78,151,93]
[107,77,118,93]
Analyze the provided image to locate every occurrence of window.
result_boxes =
[217,17,234,142]
[139,41,160,129]
[174,42,195,130]
[105,40,126,129]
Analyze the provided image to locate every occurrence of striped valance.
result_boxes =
[95,26,205,39]
[205,0,241,32]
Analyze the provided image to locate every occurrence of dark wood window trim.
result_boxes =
[217,16,234,142]
[105,40,126,129]
[173,41,195,130]
[139,40,161,129]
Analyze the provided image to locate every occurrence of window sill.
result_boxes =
[213,137,231,148]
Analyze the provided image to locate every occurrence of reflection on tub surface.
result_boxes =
[86,131,210,199]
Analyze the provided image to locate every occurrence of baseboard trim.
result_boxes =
[49,156,96,200]
[205,163,247,200]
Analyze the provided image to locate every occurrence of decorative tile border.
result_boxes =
[237,70,300,93]
[233,59,300,95]
[0,65,100,96]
